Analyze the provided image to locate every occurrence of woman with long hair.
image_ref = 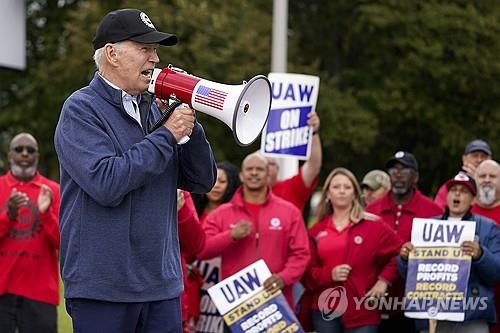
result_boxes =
[192,160,241,222]
[302,167,402,333]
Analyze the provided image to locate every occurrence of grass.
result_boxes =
[57,279,73,333]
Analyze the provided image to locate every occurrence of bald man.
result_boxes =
[0,133,60,333]
[198,152,310,308]
[472,160,500,333]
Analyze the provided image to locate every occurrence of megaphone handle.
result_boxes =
[149,100,183,133]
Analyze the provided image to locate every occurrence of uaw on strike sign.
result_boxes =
[208,260,304,333]
[260,73,320,160]
[404,218,476,321]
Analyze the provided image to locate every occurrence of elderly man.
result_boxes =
[472,160,500,333]
[399,172,500,333]
[366,151,442,333]
[0,133,60,333]
[198,152,310,309]
[434,139,492,210]
[54,8,216,332]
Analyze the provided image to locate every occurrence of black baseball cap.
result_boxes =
[92,9,178,50]
[385,151,419,171]
[464,139,492,156]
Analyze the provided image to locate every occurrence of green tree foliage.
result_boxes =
[1,0,499,195]
[289,0,500,193]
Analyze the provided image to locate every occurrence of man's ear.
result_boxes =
[413,172,419,186]
[104,44,119,66]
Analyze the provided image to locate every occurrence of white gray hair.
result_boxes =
[93,41,126,71]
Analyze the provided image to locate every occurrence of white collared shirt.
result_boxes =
[98,73,142,127]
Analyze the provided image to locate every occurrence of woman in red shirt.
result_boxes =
[302,167,402,333]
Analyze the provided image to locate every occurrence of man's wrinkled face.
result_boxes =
[476,162,500,206]
[387,163,418,196]
[111,41,160,95]
[8,136,39,180]
[462,150,490,168]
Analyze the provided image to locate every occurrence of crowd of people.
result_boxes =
[0,7,499,333]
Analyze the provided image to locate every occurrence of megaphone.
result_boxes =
[148,65,272,146]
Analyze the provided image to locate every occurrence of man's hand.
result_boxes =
[263,274,285,293]
[400,242,415,260]
[461,240,482,260]
[164,104,195,142]
[176,190,185,212]
[38,184,53,213]
[8,188,29,219]
[307,111,320,134]
[331,264,352,282]
[231,220,252,240]
[462,162,477,177]
[365,279,389,299]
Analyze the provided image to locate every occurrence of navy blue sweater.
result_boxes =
[54,73,216,302]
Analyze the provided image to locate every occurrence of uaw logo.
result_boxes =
[268,217,282,230]
[1,200,41,241]
[318,286,348,321]
[140,12,155,29]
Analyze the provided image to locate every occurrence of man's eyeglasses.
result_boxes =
[388,167,413,176]
[12,146,38,154]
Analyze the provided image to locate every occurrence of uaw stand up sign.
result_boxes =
[260,73,320,160]
[404,218,476,321]
[208,260,304,333]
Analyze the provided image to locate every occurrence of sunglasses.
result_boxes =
[12,146,38,154]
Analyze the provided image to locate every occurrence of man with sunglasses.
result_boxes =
[366,151,442,333]
[0,133,60,333]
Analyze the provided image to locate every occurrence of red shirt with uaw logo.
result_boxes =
[303,215,402,329]
[198,187,311,307]
[0,171,60,305]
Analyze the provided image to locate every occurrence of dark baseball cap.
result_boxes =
[464,139,492,156]
[92,9,178,50]
[385,151,419,170]
[445,172,477,195]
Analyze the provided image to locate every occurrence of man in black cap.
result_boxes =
[54,8,217,332]
[434,139,493,210]
[366,151,442,333]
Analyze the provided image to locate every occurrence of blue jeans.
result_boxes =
[311,310,378,333]
[66,297,181,333]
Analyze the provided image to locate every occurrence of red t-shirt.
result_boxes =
[272,166,318,211]
[310,217,351,310]
[471,204,500,225]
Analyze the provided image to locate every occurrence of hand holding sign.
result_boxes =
[263,274,285,292]
[400,241,415,261]
[307,111,320,134]
[461,240,482,260]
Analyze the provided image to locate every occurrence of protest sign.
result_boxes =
[260,73,320,160]
[194,257,224,332]
[208,260,304,333]
[404,218,476,321]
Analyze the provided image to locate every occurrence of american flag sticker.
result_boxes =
[194,85,228,110]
